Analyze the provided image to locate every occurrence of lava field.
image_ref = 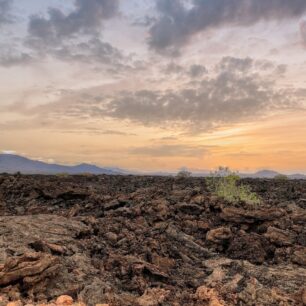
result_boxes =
[0,174,305,305]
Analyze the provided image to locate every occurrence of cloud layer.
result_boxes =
[12,56,297,133]
[130,144,210,157]
[101,57,292,130]
[5,0,125,68]
[301,20,306,44]
[28,0,119,45]
[149,0,306,53]
[0,0,12,26]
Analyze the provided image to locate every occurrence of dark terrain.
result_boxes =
[0,174,305,305]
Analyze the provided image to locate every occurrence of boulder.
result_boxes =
[264,227,296,246]
[221,207,285,223]
[206,227,232,244]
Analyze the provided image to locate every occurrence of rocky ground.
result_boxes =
[0,174,305,306]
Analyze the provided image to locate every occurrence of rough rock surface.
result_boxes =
[0,174,305,305]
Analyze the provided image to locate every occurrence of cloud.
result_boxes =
[301,20,306,44]
[163,63,207,78]
[189,64,207,78]
[101,130,136,136]
[50,38,124,65]
[100,57,293,129]
[164,62,184,74]
[1,150,16,155]
[130,144,210,157]
[149,0,306,53]
[14,56,297,133]
[0,46,34,67]
[11,0,127,69]
[28,0,119,45]
[0,0,12,26]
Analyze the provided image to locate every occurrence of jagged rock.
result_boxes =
[166,225,215,258]
[206,227,232,244]
[0,252,60,287]
[151,254,175,273]
[264,226,296,246]
[104,232,118,244]
[302,287,306,305]
[0,174,305,305]
[191,195,205,205]
[292,247,306,266]
[195,286,225,306]
[136,288,170,306]
[175,203,203,215]
[6,302,22,306]
[221,207,285,223]
[56,295,74,305]
[226,233,268,264]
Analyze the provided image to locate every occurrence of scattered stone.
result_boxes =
[292,247,306,266]
[195,286,224,306]
[136,288,170,306]
[264,226,296,246]
[227,233,267,264]
[302,287,306,305]
[221,207,285,223]
[206,227,232,244]
[56,295,73,305]
[6,302,22,306]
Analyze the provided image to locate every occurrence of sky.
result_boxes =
[1,0,306,173]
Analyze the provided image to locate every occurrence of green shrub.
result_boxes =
[206,167,261,206]
[274,174,288,181]
[176,169,192,178]
[55,172,70,178]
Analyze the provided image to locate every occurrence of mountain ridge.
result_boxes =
[0,154,123,175]
[0,154,305,178]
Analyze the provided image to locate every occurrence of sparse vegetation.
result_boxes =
[176,169,192,178]
[55,172,70,178]
[274,174,288,181]
[206,166,261,206]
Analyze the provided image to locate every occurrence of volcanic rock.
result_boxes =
[0,174,305,305]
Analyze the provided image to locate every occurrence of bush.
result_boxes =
[206,167,261,206]
[176,169,192,178]
[274,174,288,181]
[55,172,70,178]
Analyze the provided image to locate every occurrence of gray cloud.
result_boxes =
[28,0,119,45]
[18,57,297,132]
[301,20,306,44]
[101,129,136,136]
[189,64,207,78]
[0,0,12,26]
[7,0,128,69]
[149,0,306,53]
[164,62,184,74]
[102,57,292,128]
[51,38,124,65]
[130,144,210,157]
[0,47,33,67]
[59,128,136,136]
[163,63,207,78]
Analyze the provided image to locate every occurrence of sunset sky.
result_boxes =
[1,0,306,173]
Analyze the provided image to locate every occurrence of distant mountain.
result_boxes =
[1,154,306,178]
[244,170,306,179]
[0,154,123,175]
[250,170,280,178]
[288,173,306,179]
